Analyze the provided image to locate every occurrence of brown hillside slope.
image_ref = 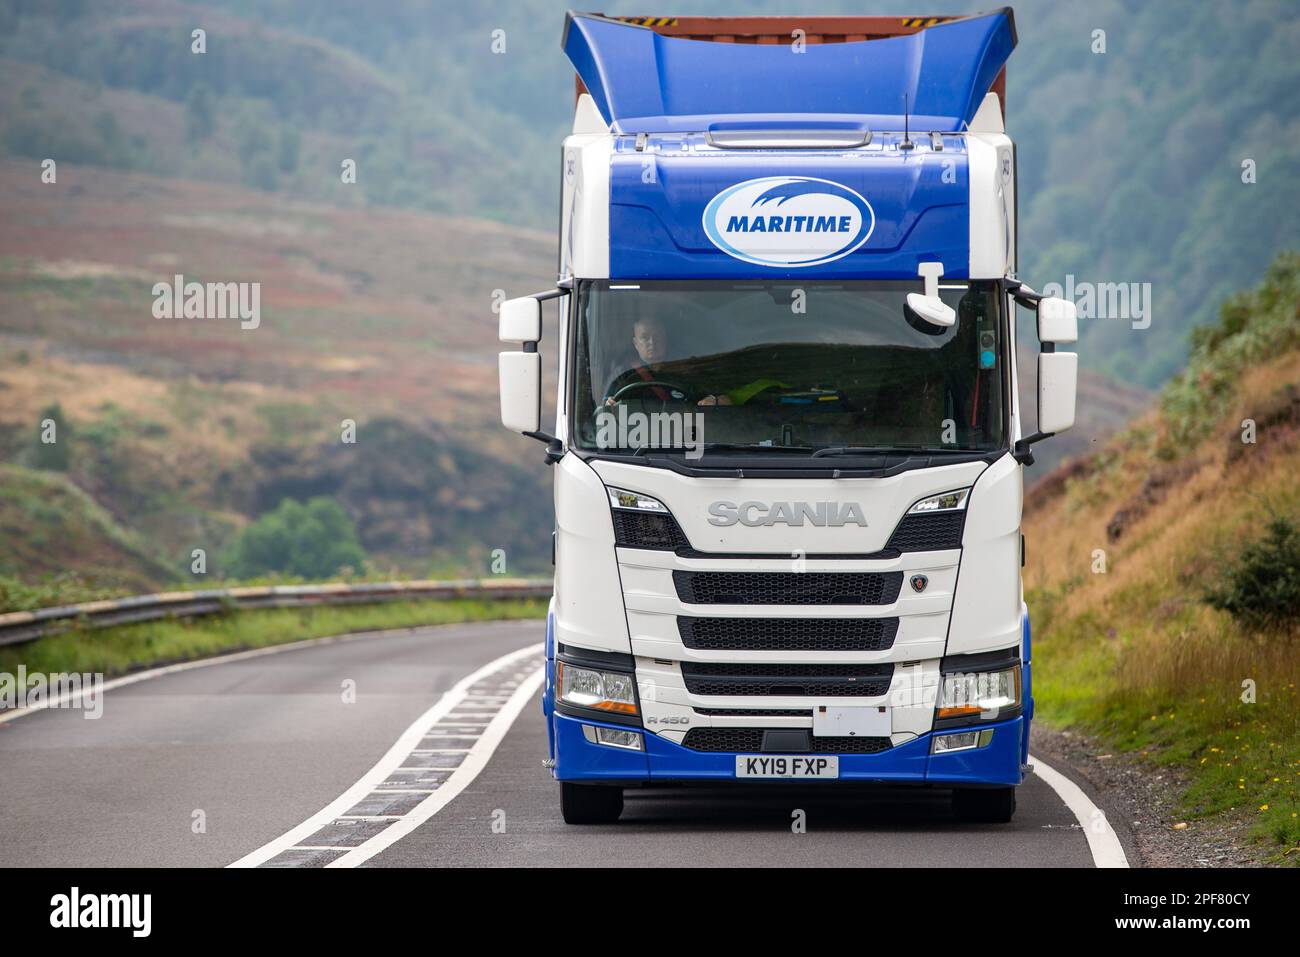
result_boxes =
[1024,253,1300,860]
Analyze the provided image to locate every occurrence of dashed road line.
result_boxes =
[228,642,542,868]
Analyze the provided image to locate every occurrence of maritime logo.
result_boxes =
[702,176,875,267]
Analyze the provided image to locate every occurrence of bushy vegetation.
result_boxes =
[0,573,126,614]
[1159,254,1300,454]
[223,496,367,579]
[1205,514,1300,631]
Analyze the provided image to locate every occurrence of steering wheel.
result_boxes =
[609,379,697,404]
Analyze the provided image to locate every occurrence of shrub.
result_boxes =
[1204,514,1300,631]
[224,497,367,580]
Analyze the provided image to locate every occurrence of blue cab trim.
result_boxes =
[609,139,970,280]
[553,711,1025,787]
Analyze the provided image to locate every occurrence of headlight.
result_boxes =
[936,663,1020,721]
[607,486,669,512]
[907,488,969,513]
[556,661,639,715]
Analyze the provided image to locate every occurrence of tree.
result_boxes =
[225,497,367,579]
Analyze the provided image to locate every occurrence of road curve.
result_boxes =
[0,620,1126,867]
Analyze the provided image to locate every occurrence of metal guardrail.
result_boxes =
[0,579,553,648]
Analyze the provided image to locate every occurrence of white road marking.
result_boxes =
[327,665,545,867]
[228,642,542,868]
[0,622,530,726]
[1029,752,1130,868]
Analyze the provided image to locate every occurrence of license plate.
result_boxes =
[735,755,839,779]
[812,705,890,738]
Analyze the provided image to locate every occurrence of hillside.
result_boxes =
[1,0,1296,389]
[0,464,175,594]
[0,159,558,581]
[1024,253,1300,860]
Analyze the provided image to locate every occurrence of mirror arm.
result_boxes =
[1005,278,1044,311]
[523,431,565,465]
[1012,430,1055,467]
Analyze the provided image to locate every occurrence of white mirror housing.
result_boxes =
[499,296,542,344]
[499,351,541,433]
[905,292,957,328]
[1037,296,1078,344]
[1037,352,1077,435]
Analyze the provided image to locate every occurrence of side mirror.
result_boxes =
[499,296,541,344]
[1037,296,1077,344]
[904,292,956,331]
[1038,352,1077,435]
[1013,285,1080,465]
[499,351,541,433]
[904,260,957,332]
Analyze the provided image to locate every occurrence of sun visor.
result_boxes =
[562,9,1017,134]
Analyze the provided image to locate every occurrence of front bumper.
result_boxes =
[552,711,1026,787]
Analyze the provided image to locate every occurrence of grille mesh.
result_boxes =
[681,661,893,697]
[693,708,813,717]
[611,509,690,550]
[674,570,903,606]
[682,728,893,754]
[678,616,898,652]
[885,510,966,551]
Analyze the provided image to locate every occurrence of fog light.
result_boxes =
[931,729,994,754]
[582,725,643,751]
[596,727,643,750]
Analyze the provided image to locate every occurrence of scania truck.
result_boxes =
[498,8,1079,824]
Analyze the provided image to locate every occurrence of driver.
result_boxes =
[603,316,731,406]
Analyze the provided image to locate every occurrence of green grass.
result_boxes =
[0,597,547,681]
[1030,585,1300,862]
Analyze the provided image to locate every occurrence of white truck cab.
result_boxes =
[499,8,1078,824]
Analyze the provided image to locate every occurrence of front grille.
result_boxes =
[678,616,898,652]
[611,509,690,550]
[682,728,893,754]
[674,571,903,606]
[693,708,813,717]
[681,661,894,697]
[885,510,966,551]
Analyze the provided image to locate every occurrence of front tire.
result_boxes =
[952,786,1016,823]
[560,782,624,824]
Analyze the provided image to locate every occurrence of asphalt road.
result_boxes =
[0,620,1122,868]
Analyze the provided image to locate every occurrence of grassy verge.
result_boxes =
[1030,586,1300,860]
[1024,255,1300,863]
[0,597,548,681]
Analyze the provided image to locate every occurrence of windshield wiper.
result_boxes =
[810,446,969,458]
[695,443,815,454]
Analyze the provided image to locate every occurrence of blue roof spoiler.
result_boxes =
[562,9,1017,134]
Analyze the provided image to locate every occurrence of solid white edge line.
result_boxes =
[327,665,546,867]
[228,642,542,868]
[0,620,533,726]
[1029,752,1130,868]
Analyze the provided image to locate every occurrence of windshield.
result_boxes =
[570,280,1006,457]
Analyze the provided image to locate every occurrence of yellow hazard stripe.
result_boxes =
[617,16,680,27]
[901,17,947,28]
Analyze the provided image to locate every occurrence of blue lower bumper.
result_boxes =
[553,711,1025,787]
